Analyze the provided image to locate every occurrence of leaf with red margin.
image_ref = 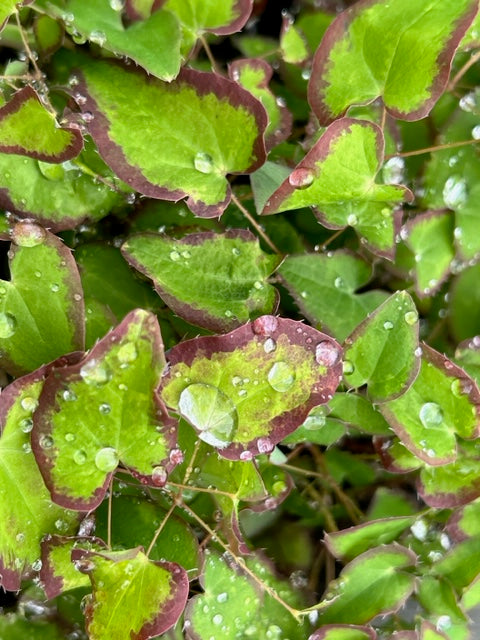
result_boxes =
[0,0,34,32]
[71,547,188,640]
[420,622,449,640]
[164,0,253,36]
[0,356,80,592]
[32,309,178,511]
[125,0,164,21]
[73,58,267,218]
[308,0,478,125]
[229,58,292,150]
[0,87,82,162]
[261,119,413,259]
[310,625,377,640]
[446,497,480,542]
[159,315,342,460]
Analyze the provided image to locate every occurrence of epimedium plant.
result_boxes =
[1,0,480,638]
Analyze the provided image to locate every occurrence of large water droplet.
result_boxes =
[253,315,278,335]
[419,402,443,429]
[404,310,418,325]
[0,312,16,338]
[39,434,54,449]
[315,341,340,367]
[151,465,167,487]
[109,0,124,10]
[194,152,214,174]
[263,337,276,353]
[288,167,314,189]
[303,406,327,430]
[178,383,237,448]
[99,403,111,415]
[80,360,112,386]
[95,447,119,472]
[443,176,468,209]
[11,222,46,247]
[267,361,295,392]
[21,396,38,412]
[257,437,274,454]
[74,449,87,465]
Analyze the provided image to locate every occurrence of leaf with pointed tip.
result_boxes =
[0,222,84,376]
[38,0,181,81]
[261,119,412,258]
[278,251,388,342]
[316,545,417,626]
[122,230,280,332]
[73,59,267,218]
[72,547,188,640]
[416,575,468,638]
[160,315,342,459]
[310,626,377,640]
[403,211,454,298]
[0,87,82,161]
[32,309,178,511]
[374,436,423,474]
[308,0,478,124]
[431,536,480,593]
[229,58,292,150]
[381,345,480,465]
[343,291,420,402]
[420,623,449,640]
[0,358,79,591]
[449,264,480,342]
[280,14,309,65]
[329,393,391,436]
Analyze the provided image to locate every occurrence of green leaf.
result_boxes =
[74,58,267,217]
[261,119,412,258]
[34,14,64,57]
[421,623,449,640]
[0,87,82,161]
[72,547,188,640]
[310,626,376,640]
[431,536,480,592]
[449,264,480,342]
[308,0,478,124]
[251,161,292,214]
[122,230,280,332]
[325,516,415,561]
[455,338,480,385]
[375,436,423,474]
[461,575,480,611]
[0,223,84,376]
[328,393,392,436]
[0,0,33,31]
[446,497,480,540]
[278,251,388,342]
[229,58,292,150]
[343,291,420,402]
[163,0,253,37]
[381,345,480,465]
[416,576,468,639]
[282,406,346,447]
[160,315,342,459]
[0,359,79,591]
[316,545,417,625]
[32,309,178,510]
[280,14,309,65]
[403,211,455,297]
[124,0,162,21]
[0,614,65,640]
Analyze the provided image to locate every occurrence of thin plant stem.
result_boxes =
[145,496,179,558]
[107,476,114,549]
[199,35,220,74]
[167,480,236,500]
[182,439,201,486]
[318,227,345,251]
[379,104,387,132]
[230,192,282,255]
[386,138,479,159]
[448,49,480,92]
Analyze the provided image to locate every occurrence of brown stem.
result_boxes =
[199,35,220,74]
[230,192,283,255]
[387,138,479,159]
[448,49,480,92]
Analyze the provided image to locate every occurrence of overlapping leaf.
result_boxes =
[164,0,253,36]
[160,315,342,459]
[32,309,178,510]
[310,626,376,640]
[0,223,84,376]
[122,230,281,332]
[73,58,267,217]
[308,0,478,124]
[261,119,412,258]
[0,0,33,31]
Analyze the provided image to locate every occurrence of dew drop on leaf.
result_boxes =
[288,167,314,189]
[94,447,119,472]
[404,310,418,325]
[451,378,465,397]
[89,30,106,47]
[437,615,452,631]
[253,315,278,335]
[65,432,75,442]
[109,0,124,10]
[383,320,394,330]
[80,360,112,386]
[315,340,340,366]
[212,614,223,625]
[303,406,327,430]
[0,312,17,338]
[263,337,276,353]
[20,418,33,433]
[151,465,167,487]
[62,389,77,401]
[216,592,228,603]
[194,152,214,174]
[20,396,38,412]
[443,176,468,209]
[240,450,253,461]
[31,559,42,572]
[169,250,181,261]
[39,434,54,449]
[73,449,87,465]
[267,361,295,392]
[419,402,443,429]
[343,360,354,375]
[11,222,46,247]
[257,437,274,454]
[99,402,111,414]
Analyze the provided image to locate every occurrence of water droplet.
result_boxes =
[253,280,263,290]
[232,247,241,257]
[95,447,119,472]
[194,152,214,174]
[451,378,465,397]
[80,360,112,386]
[11,222,46,247]
[39,434,54,449]
[414,346,423,357]
[62,389,77,402]
[82,111,94,123]
[16,532,25,544]
[315,341,340,367]
[179,384,237,448]
[240,450,253,461]
[253,315,278,335]
[65,432,75,442]
[303,406,327,430]
[216,592,228,603]
[50,283,60,293]
[109,0,124,10]
[383,320,394,330]
[20,418,33,433]
[32,559,42,572]
[22,442,31,453]
[460,91,477,112]
[257,437,274,454]
[288,167,314,189]
[263,337,276,353]
[55,518,69,532]
[89,30,106,47]
[0,312,16,338]
[98,403,111,415]
[212,614,223,625]
[74,449,87,465]
[232,376,243,387]
[21,396,38,412]
[342,360,354,375]
[472,125,480,140]
[334,276,344,289]
[169,250,181,261]
[419,402,443,429]
[443,176,468,209]
[347,213,358,226]
[151,465,167,486]
[383,156,405,184]
[436,615,452,631]
[404,310,418,325]
[267,361,295,392]
[74,92,87,106]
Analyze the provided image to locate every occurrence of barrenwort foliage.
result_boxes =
[1,0,480,638]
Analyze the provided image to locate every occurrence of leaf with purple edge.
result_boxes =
[72,546,189,640]
[159,315,343,459]
[0,222,84,376]
[308,0,478,125]
[416,576,468,639]
[122,230,281,332]
[164,0,253,37]
[0,0,34,32]
[31,309,178,511]
[420,622,449,640]
[73,58,267,218]
[446,497,480,541]
[261,119,413,258]
[0,87,82,162]
[309,625,377,640]
[455,337,480,385]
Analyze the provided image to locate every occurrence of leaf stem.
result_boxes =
[107,476,114,549]
[199,35,220,74]
[317,227,345,251]
[448,49,480,91]
[167,480,236,500]
[230,192,282,255]
[145,496,179,558]
[386,138,479,159]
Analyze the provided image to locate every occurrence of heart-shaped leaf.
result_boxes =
[310,626,377,640]
[0,222,84,376]
[261,119,413,258]
[32,309,178,510]
[159,315,343,459]
[0,87,82,162]
[72,547,189,640]
[280,14,309,65]
[164,0,253,37]
[308,0,478,124]
[74,59,267,217]
[343,291,420,402]
[0,358,79,591]
[122,230,281,332]
[278,250,388,342]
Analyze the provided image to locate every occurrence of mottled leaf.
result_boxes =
[0,358,79,591]
[316,545,417,625]
[0,222,84,376]
[74,59,267,217]
[343,291,420,402]
[0,87,82,161]
[308,0,478,124]
[278,251,388,342]
[160,315,342,459]
[310,626,376,640]
[72,547,188,640]
[122,230,280,332]
[32,309,178,510]
[262,119,412,258]
[381,345,480,465]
